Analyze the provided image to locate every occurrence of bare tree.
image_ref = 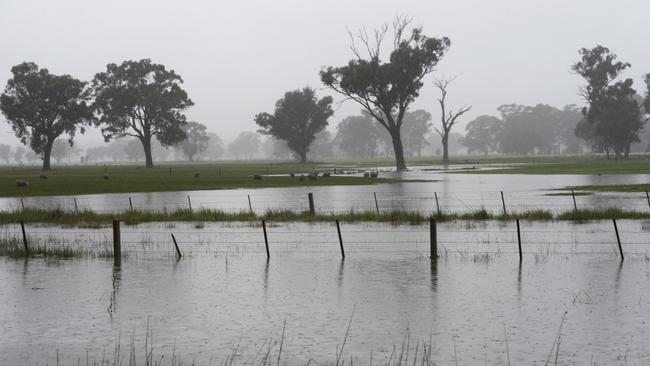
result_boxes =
[434,76,471,164]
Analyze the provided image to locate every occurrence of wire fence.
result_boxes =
[2,188,650,215]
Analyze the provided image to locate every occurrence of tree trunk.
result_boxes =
[141,136,154,168]
[389,129,407,171]
[442,132,450,165]
[42,140,54,171]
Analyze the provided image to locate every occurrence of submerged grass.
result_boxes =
[0,233,113,259]
[0,205,645,226]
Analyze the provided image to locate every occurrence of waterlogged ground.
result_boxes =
[1,169,649,214]
[1,221,650,365]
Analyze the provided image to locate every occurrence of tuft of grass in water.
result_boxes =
[0,234,114,259]
[557,208,650,221]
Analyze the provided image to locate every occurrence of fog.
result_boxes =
[1,0,649,150]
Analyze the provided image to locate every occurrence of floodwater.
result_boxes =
[1,168,649,214]
[1,220,649,365]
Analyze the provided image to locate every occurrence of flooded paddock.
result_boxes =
[1,220,649,365]
[1,171,649,215]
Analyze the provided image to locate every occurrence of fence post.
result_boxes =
[171,234,182,258]
[248,195,253,215]
[434,192,441,216]
[335,220,345,259]
[20,221,29,254]
[112,220,121,267]
[73,197,79,214]
[187,195,192,213]
[129,197,133,212]
[308,192,315,215]
[430,219,437,259]
[500,191,507,216]
[373,192,380,215]
[571,190,578,212]
[169,167,172,176]
[646,190,650,210]
[516,219,522,262]
[262,220,270,259]
[20,198,25,212]
[613,219,623,261]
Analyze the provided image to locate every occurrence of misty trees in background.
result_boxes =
[13,146,26,163]
[0,144,11,164]
[227,132,260,159]
[401,110,432,157]
[201,133,225,160]
[51,139,79,164]
[433,77,471,164]
[254,87,333,163]
[572,46,645,158]
[321,17,450,171]
[335,114,382,158]
[176,121,209,161]
[0,62,92,170]
[460,115,502,155]
[92,59,193,168]
[309,130,335,160]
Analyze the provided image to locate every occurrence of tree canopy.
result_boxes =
[92,59,193,168]
[254,87,333,163]
[227,132,260,159]
[321,17,450,170]
[176,121,209,161]
[0,62,92,170]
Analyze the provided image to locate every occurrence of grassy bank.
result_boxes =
[457,158,650,175]
[0,162,419,198]
[1,207,648,226]
[565,183,650,192]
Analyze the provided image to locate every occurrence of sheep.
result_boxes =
[370,171,379,178]
[322,172,331,178]
[308,173,317,181]
[290,172,295,178]
[194,173,200,178]
[299,175,305,182]
[363,172,370,178]
[39,173,48,180]
[15,180,29,187]
[253,174,263,180]
[103,174,110,180]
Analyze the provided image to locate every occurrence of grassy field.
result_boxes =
[0,162,421,198]
[567,183,650,192]
[458,157,650,175]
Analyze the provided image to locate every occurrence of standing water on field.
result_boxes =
[1,220,650,365]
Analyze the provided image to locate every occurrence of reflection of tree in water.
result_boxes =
[108,266,121,321]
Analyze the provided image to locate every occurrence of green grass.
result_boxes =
[565,183,650,192]
[1,206,646,226]
[0,162,421,198]
[456,158,650,175]
[0,234,113,259]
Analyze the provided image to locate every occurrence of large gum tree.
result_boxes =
[320,17,450,171]
[0,62,92,171]
[92,59,193,168]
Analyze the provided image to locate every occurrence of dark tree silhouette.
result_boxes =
[433,77,471,164]
[92,59,193,168]
[321,17,450,171]
[0,62,92,170]
[255,87,333,163]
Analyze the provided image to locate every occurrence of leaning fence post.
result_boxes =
[112,220,121,266]
[308,192,315,215]
[430,218,438,259]
[187,195,192,213]
[516,219,522,262]
[500,191,507,216]
[335,220,345,259]
[571,190,578,212]
[434,192,441,215]
[373,192,380,215]
[613,219,623,261]
[73,197,79,214]
[20,198,25,212]
[262,220,270,259]
[20,221,29,254]
[645,190,650,210]
[129,197,133,212]
[248,195,253,214]
[171,234,182,258]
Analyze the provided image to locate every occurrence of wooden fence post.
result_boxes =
[262,220,270,259]
[74,197,79,214]
[112,220,121,267]
[248,195,253,215]
[20,221,29,254]
[129,197,133,211]
[187,195,192,213]
[434,192,441,215]
[516,219,522,262]
[571,190,578,212]
[646,190,650,210]
[20,198,25,212]
[336,220,345,259]
[613,219,623,261]
[430,219,437,259]
[500,191,507,216]
[171,234,182,258]
[308,192,315,215]
[373,192,380,215]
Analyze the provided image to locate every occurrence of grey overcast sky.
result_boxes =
[1,0,649,148]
